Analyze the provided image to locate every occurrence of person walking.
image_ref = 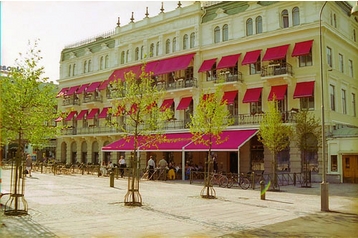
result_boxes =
[158,158,168,180]
[25,154,33,177]
[147,156,155,180]
[118,155,126,178]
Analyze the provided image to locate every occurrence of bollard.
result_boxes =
[115,167,119,179]
[251,172,255,190]
[260,180,266,200]
[110,171,114,187]
[41,162,43,173]
[293,172,296,186]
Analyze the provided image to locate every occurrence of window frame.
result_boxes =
[183,34,188,50]
[214,26,220,43]
[339,53,344,73]
[292,7,300,26]
[222,24,228,41]
[190,33,195,48]
[256,16,262,34]
[246,18,253,36]
[281,9,289,28]
[326,47,332,67]
[342,89,347,114]
[329,84,336,111]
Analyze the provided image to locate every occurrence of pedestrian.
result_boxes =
[118,155,126,178]
[213,154,218,173]
[147,156,155,180]
[26,154,32,177]
[158,158,168,180]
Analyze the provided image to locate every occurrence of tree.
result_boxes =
[294,109,321,187]
[188,83,233,199]
[257,98,292,190]
[0,40,60,215]
[109,63,172,206]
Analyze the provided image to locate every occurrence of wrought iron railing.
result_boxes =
[261,62,293,77]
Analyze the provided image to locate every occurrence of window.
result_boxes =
[156,42,159,56]
[120,51,125,64]
[183,34,188,50]
[278,146,290,171]
[246,18,253,36]
[88,60,91,72]
[190,33,195,48]
[250,55,261,75]
[222,25,228,41]
[352,93,356,117]
[227,95,238,116]
[214,26,220,43]
[331,155,338,172]
[281,9,289,28]
[165,39,170,54]
[100,56,104,70]
[126,50,129,62]
[256,16,262,34]
[300,96,314,110]
[339,53,344,73]
[333,14,337,28]
[68,65,71,77]
[299,49,312,67]
[292,7,300,26]
[330,84,335,111]
[250,95,262,114]
[72,64,76,76]
[140,46,144,59]
[342,89,347,114]
[172,37,176,52]
[150,43,154,57]
[83,61,87,73]
[326,47,332,67]
[349,59,353,77]
[105,55,109,68]
[354,29,357,42]
[135,47,139,60]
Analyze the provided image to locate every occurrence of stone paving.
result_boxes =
[0,169,357,238]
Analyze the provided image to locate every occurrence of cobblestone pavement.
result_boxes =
[0,169,357,238]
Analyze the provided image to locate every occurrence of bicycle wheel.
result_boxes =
[219,176,228,188]
[239,177,250,190]
[227,177,234,188]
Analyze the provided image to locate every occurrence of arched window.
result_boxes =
[150,43,154,57]
[214,26,220,43]
[88,60,91,72]
[126,50,129,62]
[292,7,300,26]
[105,55,109,68]
[190,32,195,48]
[72,64,76,76]
[165,39,170,54]
[141,46,144,59]
[256,16,262,34]
[100,56,103,70]
[156,42,159,56]
[135,47,139,60]
[222,25,228,41]
[246,18,253,36]
[83,61,87,73]
[282,9,289,28]
[68,65,71,77]
[172,37,176,52]
[354,29,357,42]
[333,14,337,28]
[120,51,125,64]
[183,34,188,50]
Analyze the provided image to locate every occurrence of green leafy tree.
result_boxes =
[109,63,172,206]
[294,109,321,187]
[0,40,60,214]
[188,83,233,198]
[257,98,292,190]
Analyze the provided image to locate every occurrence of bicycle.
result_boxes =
[209,172,229,188]
[227,173,250,189]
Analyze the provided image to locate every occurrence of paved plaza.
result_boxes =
[0,168,357,238]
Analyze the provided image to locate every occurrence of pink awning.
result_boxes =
[198,58,217,72]
[99,107,110,119]
[154,53,195,75]
[176,97,192,110]
[98,80,109,90]
[55,117,63,122]
[65,111,77,121]
[143,133,193,151]
[160,99,174,111]
[86,82,102,93]
[65,85,80,96]
[76,110,88,120]
[293,81,315,98]
[102,136,151,152]
[292,40,313,57]
[222,91,238,105]
[262,44,290,61]
[107,65,142,83]
[184,130,258,151]
[76,84,90,94]
[87,108,99,119]
[57,87,68,97]
[242,50,261,65]
[268,85,287,101]
[242,87,262,103]
[216,54,241,70]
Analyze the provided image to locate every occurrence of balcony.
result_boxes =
[215,71,243,83]
[230,111,297,126]
[62,97,81,106]
[83,93,103,103]
[156,78,197,91]
[261,62,293,78]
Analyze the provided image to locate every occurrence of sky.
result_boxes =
[1,1,194,83]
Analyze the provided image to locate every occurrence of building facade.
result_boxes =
[56,1,358,183]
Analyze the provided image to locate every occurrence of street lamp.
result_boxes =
[319,1,329,212]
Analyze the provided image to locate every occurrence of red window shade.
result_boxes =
[86,82,102,93]
[76,110,88,120]
[292,40,313,57]
[222,91,238,105]
[87,108,99,119]
[216,54,241,69]
[293,81,315,98]
[198,58,217,72]
[262,44,290,61]
[76,84,90,94]
[65,86,80,96]
[65,111,77,121]
[160,99,174,111]
[268,85,288,101]
[176,97,192,110]
[154,53,195,75]
[242,50,261,65]
[57,87,69,97]
[242,88,262,103]
[98,107,110,119]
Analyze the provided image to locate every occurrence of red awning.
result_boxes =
[76,110,88,120]
[65,86,79,96]
[154,53,195,75]
[292,40,313,57]
[87,108,99,119]
[268,85,288,101]
[65,111,77,121]
[107,65,142,83]
[242,88,262,103]
[184,129,258,151]
[198,58,217,72]
[86,82,102,93]
[55,117,63,122]
[242,50,261,65]
[99,107,110,119]
[76,84,90,94]
[142,133,193,151]
[57,87,68,97]
[293,81,315,98]
[176,97,192,110]
[101,136,152,152]
[216,54,241,70]
[145,61,159,75]
[262,44,290,61]
[222,91,238,105]
[160,99,174,111]
[98,80,109,90]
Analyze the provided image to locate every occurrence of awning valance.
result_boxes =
[198,58,217,72]
[292,40,313,57]
[293,81,315,98]
[262,44,290,61]
[216,54,241,70]
[241,50,261,65]
[268,85,287,101]
[242,87,262,103]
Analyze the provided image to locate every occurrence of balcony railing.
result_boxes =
[261,62,293,77]
[215,72,243,83]
[157,78,197,91]
[230,111,297,126]
[83,94,103,103]
[62,97,81,106]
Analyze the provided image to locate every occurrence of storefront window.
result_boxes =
[331,155,337,172]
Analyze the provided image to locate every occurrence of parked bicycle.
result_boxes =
[209,172,229,188]
[227,173,250,189]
